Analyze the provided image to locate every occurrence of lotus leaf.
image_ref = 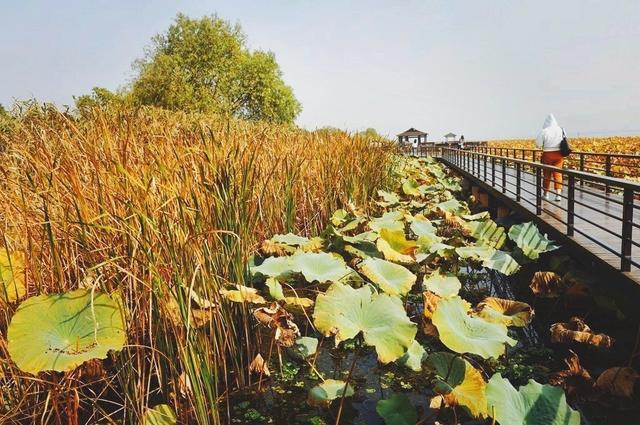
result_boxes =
[143,404,177,425]
[250,256,294,279]
[550,317,613,348]
[467,219,506,249]
[290,336,318,359]
[376,229,416,264]
[398,339,426,372]
[422,291,441,337]
[440,177,462,192]
[7,289,126,374]
[249,353,270,377]
[426,352,488,418]
[0,250,26,305]
[529,271,566,298]
[313,283,416,363]
[462,211,490,221]
[410,218,437,238]
[402,178,421,196]
[220,285,266,304]
[422,269,461,297]
[482,250,521,276]
[548,350,593,397]
[508,222,560,260]
[486,373,580,425]
[284,296,314,307]
[266,277,284,300]
[377,190,400,207]
[435,199,469,216]
[369,211,405,233]
[432,296,516,359]
[455,244,496,261]
[474,297,534,327]
[359,257,416,296]
[272,233,310,246]
[595,367,639,398]
[307,379,355,407]
[251,252,356,284]
[376,394,418,425]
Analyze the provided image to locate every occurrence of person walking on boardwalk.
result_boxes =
[535,113,566,201]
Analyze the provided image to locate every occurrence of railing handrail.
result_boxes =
[440,148,640,191]
[471,145,640,160]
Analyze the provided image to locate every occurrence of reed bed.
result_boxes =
[0,105,397,424]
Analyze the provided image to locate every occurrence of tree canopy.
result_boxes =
[130,14,301,124]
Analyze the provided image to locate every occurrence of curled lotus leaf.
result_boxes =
[462,211,490,221]
[549,350,593,397]
[397,339,426,372]
[249,353,270,377]
[376,228,416,264]
[432,296,516,359]
[508,222,560,260]
[530,271,566,298]
[486,373,580,425]
[422,290,441,337]
[426,352,488,418]
[143,404,177,425]
[313,283,416,363]
[359,257,416,296]
[595,367,639,398]
[422,269,461,297]
[283,296,314,307]
[376,393,418,425]
[7,289,127,374]
[467,219,506,249]
[220,285,266,304]
[253,304,300,347]
[0,250,27,305]
[474,297,534,327]
[402,178,422,196]
[550,317,614,348]
[455,244,496,261]
[377,190,400,207]
[482,250,521,276]
[308,379,355,407]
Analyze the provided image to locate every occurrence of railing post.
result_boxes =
[516,162,521,201]
[491,156,496,186]
[605,156,612,194]
[536,167,542,215]
[567,174,575,236]
[579,154,585,186]
[483,154,487,181]
[501,158,506,193]
[621,187,634,272]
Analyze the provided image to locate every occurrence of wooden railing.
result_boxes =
[435,148,639,273]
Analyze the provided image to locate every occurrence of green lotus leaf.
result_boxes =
[377,190,400,207]
[0,250,26,305]
[410,218,437,238]
[486,373,580,425]
[330,209,350,226]
[397,339,426,372]
[440,177,462,192]
[266,277,285,300]
[143,404,177,425]
[482,250,521,276]
[7,289,126,374]
[359,257,416,296]
[435,199,469,216]
[343,231,378,244]
[376,228,416,264]
[467,219,506,249]
[462,211,490,221]
[313,283,417,363]
[271,233,310,246]
[508,222,560,260]
[422,269,461,297]
[432,296,516,359]
[308,379,355,407]
[290,336,318,359]
[402,178,421,196]
[376,394,418,425]
[369,211,405,233]
[455,244,496,261]
[344,242,382,259]
[251,252,356,284]
[426,352,488,418]
[290,252,356,283]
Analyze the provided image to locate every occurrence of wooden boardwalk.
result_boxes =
[436,150,640,284]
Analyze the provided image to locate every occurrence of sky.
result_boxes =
[1,0,639,140]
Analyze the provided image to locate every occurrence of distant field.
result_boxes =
[487,136,640,155]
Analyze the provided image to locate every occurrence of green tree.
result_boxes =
[130,14,301,124]
[73,87,128,115]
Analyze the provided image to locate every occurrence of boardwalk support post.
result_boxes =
[536,168,542,215]
[516,162,521,202]
[621,187,634,272]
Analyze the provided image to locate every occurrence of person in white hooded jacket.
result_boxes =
[535,113,566,201]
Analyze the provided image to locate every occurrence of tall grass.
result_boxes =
[0,105,397,424]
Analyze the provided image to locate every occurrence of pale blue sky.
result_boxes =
[1,1,639,140]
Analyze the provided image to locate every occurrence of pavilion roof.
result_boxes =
[397,127,428,137]
[444,132,457,137]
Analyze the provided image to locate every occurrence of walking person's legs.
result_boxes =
[541,151,564,201]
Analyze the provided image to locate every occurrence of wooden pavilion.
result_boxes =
[397,128,428,146]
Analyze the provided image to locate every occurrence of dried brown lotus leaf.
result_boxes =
[259,239,291,257]
[595,367,639,398]
[530,271,566,298]
[474,297,534,327]
[550,317,614,348]
[549,350,593,397]
[252,304,300,347]
[249,353,270,377]
[422,291,441,337]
